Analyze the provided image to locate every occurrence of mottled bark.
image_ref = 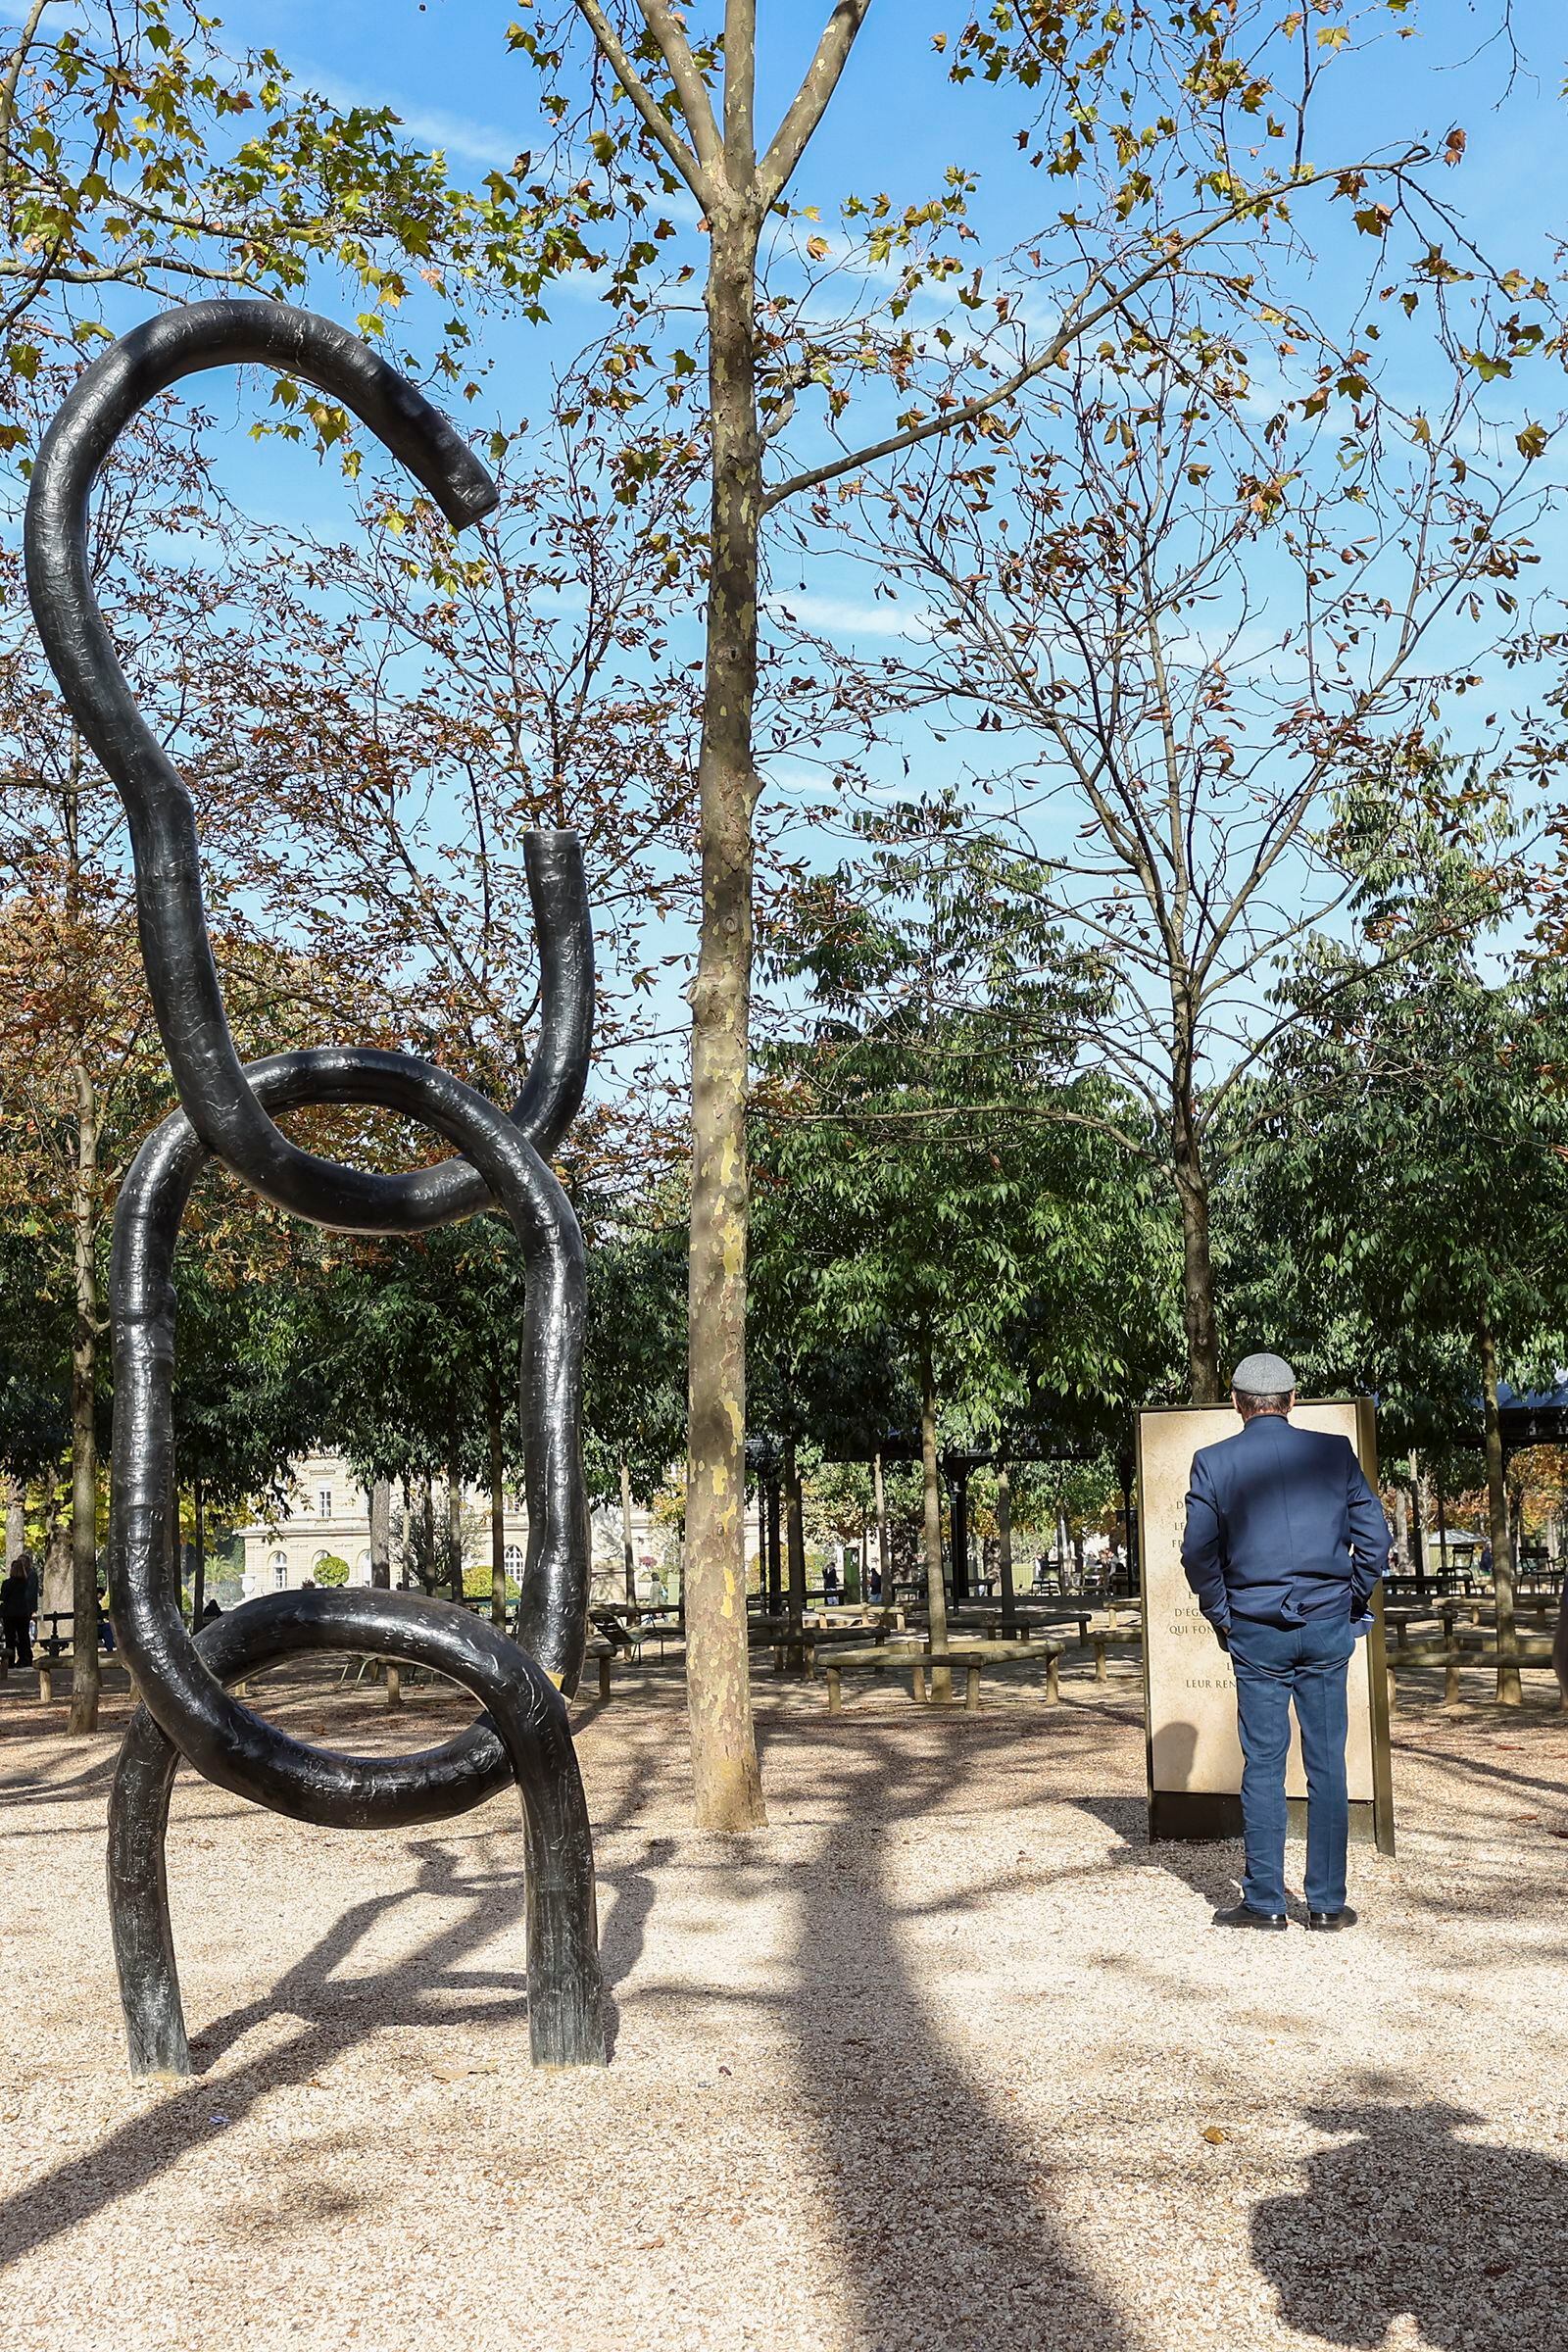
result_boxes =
[1478,1319,1521,1706]
[683,203,767,1828]
[369,1478,391,1591]
[571,0,876,1827]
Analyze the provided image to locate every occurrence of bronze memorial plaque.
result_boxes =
[1137,1398,1395,1853]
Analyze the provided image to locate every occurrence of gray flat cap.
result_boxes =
[1231,1350,1297,1396]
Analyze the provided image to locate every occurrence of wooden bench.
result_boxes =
[772,1622,884,1676]
[582,1636,614,1702]
[1387,1627,1561,1708]
[1081,1624,1142,1683]
[821,1639,1064,1714]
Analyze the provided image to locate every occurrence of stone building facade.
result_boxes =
[240,1452,755,1607]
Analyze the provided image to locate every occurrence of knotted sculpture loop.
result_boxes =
[25,301,607,2074]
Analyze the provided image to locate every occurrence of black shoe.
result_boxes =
[1213,1902,1288,1931]
[1306,1908,1356,1931]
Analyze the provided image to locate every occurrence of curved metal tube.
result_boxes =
[26,303,608,2076]
[110,1597,603,2077]
[24,299,594,1227]
[113,1048,592,1721]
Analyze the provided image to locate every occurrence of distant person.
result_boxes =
[867,1564,882,1600]
[200,1597,223,1623]
[95,1584,115,1653]
[823,1560,841,1602]
[2,1557,33,1669]
[1479,1543,1494,1581]
[1182,1352,1390,1934]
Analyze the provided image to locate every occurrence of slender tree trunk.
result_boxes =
[369,1478,391,1590]
[997,1462,1016,1633]
[1392,1483,1409,1592]
[1436,1475,1449,1585]
[446,1459,465,1606]
[5,1478,23,1565]
[68,1054,100,1733]
[872,1449,890,1620]
[1478,1319,1521,1706]
[420,1477,436,1596]
[1172,1080,1221,1403]
[765,1471,781,1615]
[191,1476,206,1627]
[783,1435,807,1670]
[620,1457,637,1609]
[1408,1454,1427,1595]
[682,196,767,1830]
[489,1389,508,1629]
[918,1336,951,1700]
[950,1463,969,1604]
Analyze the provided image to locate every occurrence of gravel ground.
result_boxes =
[2,1650,1566,2352]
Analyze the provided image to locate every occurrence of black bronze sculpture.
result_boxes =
[25,301,606,2073]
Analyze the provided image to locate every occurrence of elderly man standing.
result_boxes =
[1181,1353,1390,1933]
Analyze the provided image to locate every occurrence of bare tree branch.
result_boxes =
[761,160,1415,512]
[573,0,709,203]
[759,0,872,207]
[635,0,722,171]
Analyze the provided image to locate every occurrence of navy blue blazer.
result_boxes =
[1181,1412,1390,1632]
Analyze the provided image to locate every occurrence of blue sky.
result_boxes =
[79,3,1568,1105]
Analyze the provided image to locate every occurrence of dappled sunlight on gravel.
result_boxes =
[2,1654,1565,2351]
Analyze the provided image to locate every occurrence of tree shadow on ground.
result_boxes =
[0,1759,653,2270]
[788,1720,1141,2352]
[1079,1797,1246,1907]
[1251,2100,1568,2348]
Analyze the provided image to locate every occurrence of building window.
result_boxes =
[270,1552,287,1592]
[317,1487,332,1519]
[357,1549,373,1584]
[504,1544,523,1580]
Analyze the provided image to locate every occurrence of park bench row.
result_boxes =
[1384,1620,1563,1708]
[818,1618,1145,1712]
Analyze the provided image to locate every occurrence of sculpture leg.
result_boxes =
[107,1701,189,2079]
[106,1597,606,2075]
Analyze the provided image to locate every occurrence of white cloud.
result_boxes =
[764,589,936,642]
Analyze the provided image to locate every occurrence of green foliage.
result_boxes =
[322,1217,526,1492]
[579,1194,688,1505]
[751,840,1181,1450]
[311,1554,351,1587]
[0,1222,68,1480]
[1221,920,1568,1440]
[0,2,569,404]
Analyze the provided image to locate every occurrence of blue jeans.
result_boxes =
[1228,1613,1355,1914]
